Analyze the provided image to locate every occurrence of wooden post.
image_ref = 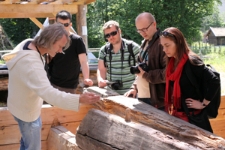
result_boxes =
[76,5,88,49]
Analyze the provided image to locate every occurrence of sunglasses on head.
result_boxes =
[160,31,175,38]
[104,31,118,39]
[58,22,70,27]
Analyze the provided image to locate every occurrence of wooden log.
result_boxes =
[85,86,119,97]
[77,109,206,150]
[47,126,80,150]
[76,95,225,150]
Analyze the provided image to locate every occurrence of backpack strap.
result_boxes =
[127,42,135,66]
[43,54,51,79]
[103,43,111,68]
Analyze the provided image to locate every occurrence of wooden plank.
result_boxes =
[0,5,78,18]
[61,122,81,135]
[77,109,224,150]
[0,0,10,4]
[210,119,225,139]
[53,104,94,123]
[0,123,51,145]
[47,126,80,150]
[0,141,47,150]
[209,95,225,138]
[0,13,56,18]
[0,104,93,146]
[218,95,225,108]
[0,107,17,126]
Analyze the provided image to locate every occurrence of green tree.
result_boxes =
[201,4,225,32]
[0,18,44,46]
[0,0,221,48]
[87,0,221,47]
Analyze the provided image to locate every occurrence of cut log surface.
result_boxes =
[76,95,225,150]
[47,126,80,150]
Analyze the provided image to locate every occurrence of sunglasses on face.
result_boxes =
[160,31,175,38]
[58,22,71,27]
[104,31,118,39]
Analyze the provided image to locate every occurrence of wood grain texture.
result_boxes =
[210,95,225,138]
[47,126,80,150]
[76,95,225,150]
[0,104,93,146]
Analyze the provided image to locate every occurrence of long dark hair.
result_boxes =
[162,27,201,66]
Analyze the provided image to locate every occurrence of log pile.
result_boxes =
[76,95,225,150]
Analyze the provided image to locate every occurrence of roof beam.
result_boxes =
[0,0,94,5]
[29,18,44,29]
[0,5,78,18]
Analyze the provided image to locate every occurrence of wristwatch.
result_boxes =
[202,102,207,107]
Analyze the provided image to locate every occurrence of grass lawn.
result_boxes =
[194,46,225,95]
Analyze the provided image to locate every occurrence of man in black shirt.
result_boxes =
[48,10,93,93]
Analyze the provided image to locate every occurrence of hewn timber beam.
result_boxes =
[29,18,43,29]
[0,0,11,4]
[0,0,95,5]
[84,0,95,5]
[0,5,78,18]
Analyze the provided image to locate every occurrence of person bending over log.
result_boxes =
[2,24,100,150]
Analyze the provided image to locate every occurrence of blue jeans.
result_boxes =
[14,116,42,150]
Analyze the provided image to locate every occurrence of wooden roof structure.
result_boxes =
[0,0,95,18]
[0,0,95,48]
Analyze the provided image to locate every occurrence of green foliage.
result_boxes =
[87,0,221,47]
[0,18,43,46]
[201,3,225,32]
[0,0,222,48]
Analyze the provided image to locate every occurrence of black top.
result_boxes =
[49,34,87,89]
[179,58,219,132]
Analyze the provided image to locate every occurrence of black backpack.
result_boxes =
[103,42,135,68]
[185,61,221,118]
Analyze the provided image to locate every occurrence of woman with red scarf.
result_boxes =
[160,27,219,133]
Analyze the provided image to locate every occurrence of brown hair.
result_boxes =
[32,24,70,50]
[161,27,200,65]
[102,20,120,31]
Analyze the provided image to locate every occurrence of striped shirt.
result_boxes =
[98,39,140,94]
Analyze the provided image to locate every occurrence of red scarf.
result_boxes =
[165,54,188,115]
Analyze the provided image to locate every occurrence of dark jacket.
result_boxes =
[142,30,166,108]
[178,56,220,132]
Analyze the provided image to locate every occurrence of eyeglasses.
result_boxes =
[104,31,118,39]
[160,31,175,38]
[57,22,71,27]
[137,22,154,33]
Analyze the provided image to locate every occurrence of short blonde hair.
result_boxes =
[102,20,120,31]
